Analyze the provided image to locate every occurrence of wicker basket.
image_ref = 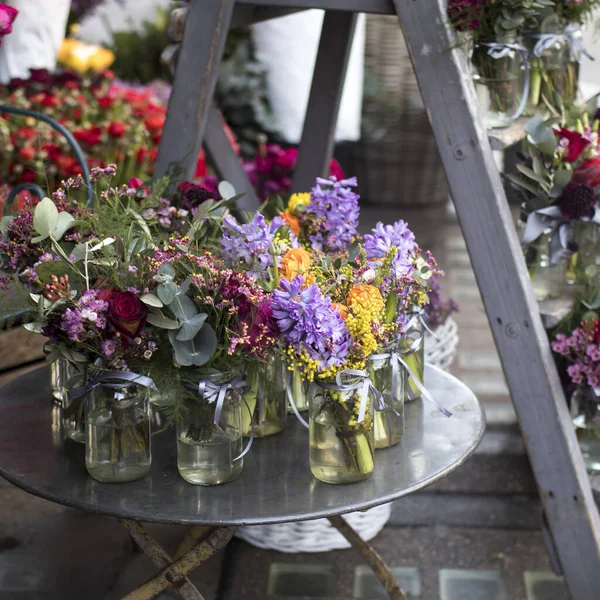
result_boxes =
[236,504,392,553]
[425,317,459,371]
[355,15,449,207]
[236,319,459,553]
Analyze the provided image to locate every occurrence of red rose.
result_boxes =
[108,121,126,138]
[574,156,600,188]
[108,291,148,339]
[144,113,165,133]
[18,146,35,161]
[97,95,115,109]
[557,127,589,163]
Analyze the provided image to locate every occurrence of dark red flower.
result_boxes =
[248,300,279,346]
[42,144,60,160]
[108,121,126,138]
[97,95,115,109]
[558,181,597,219]
[136,148,157,164]
[195,149,207,178]
[574,156,600,187]
[74,126,102,147]
[179,181,217,212]
[108,291,148,340]
[329,158,346,181]
[20,169,35,183]
[97,287,115,302]
[0,5,18,45]
[128,177,144,189]
[144,113,164,133]
[557,128,589,163]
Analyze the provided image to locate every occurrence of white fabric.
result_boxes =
[252,11,365,143]
[0,0,71,83]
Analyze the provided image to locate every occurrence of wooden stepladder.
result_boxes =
[156,1,600,598]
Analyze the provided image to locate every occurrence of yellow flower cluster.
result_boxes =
[59,38,115,74]
[286,346,320,382]
[287,192,311,215]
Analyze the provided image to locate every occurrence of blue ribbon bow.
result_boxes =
[67,370,157,401]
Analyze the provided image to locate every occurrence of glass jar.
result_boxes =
[399,315,425,402]
[176,371,245,486]
[523,28,569,117]
[309,379,375,484]
[85,382,151,483]
[50,357,80,402]
[242,355,286,438]
[366,348,405,449]
[522,229,568,301]
[470,36,523,129]
[50,361,87,443]
[571,386,600,474]
[564,26,582,105]
[570,221,600,285]
[287,365,310,413]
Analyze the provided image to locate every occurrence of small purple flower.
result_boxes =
[221,213,284,277]
[101,339,117,357]
[364,220,417,277]
[272,275,350,369]
[305,176,360,252]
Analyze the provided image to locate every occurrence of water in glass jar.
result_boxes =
[177,426,243,486]
[573,414,600,474]
[86,406,151,483]
[374,407,404,449]
[309,417,373,484]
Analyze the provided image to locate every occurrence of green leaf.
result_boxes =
[169,323,217,367]
[505,174,540,196]
[146,309,180,330]
[192,199,215,223]
[35,260,70,284]
[348,241,360,262]
[0,216,13,237]
[23,322,43,334]
[157,282,177,305]
[126,207,153,241]
[168,294,197,322]
[154,263,175,283]
[32,198,58,238]
[140,293,163,308]
[177,278,192,297]
[218,181,236,200]
[53,212,77,241]
[176,313,208,341]
[516,164,546,184]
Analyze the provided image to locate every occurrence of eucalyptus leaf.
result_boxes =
[192,199,215,223]
[32,198,58,238]
[146,309,180,330]
[35,260,70,284]
[154,263,175,283]
[516,164,546,184]
[140,293,164,308]
[23,322,43,334]
[52,212,77,241]
[168,294,197,322]
[157,282,177,305]
[218,181,236,200]
[176,313,208,341]
[169,323,217,367]
[177,277,192,297]
[0,216,13,237]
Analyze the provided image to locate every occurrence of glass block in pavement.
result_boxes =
[524,572,569,600]
[0,554,58,592]
[267,563,337,597]
[353,565,421,599]
[439,569,508,600]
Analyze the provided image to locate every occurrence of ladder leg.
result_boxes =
[204,105,261,211]
[291,11,357,192]
[156,0,235,180]
[392,1,600,597]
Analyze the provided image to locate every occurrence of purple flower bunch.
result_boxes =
[272,275,350,372]
[221,213,285,278]
[363,220,417,278]
[60,289,109,342]
[425,274,459,328]
[552,321,600,389]
[305,176,360,252]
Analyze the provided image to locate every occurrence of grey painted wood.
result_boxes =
[231,5,306,27]
[156,0,235,180]
[291,11,357,192]
[204,105,261,212]
[237,0,394,14]
[393,0,600,596]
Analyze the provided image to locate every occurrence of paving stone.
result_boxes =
[268,563,337,596]
[353,565,421,599]
[479,400,518,427]
[523,571,569,600]
[459,349,503,371]
[459,372,510,397]
[475,428,524,455]
[439,568,508,600]
[389,493,542,530]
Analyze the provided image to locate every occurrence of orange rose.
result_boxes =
[280,212,301,236]
[346,285,385,313]
[280,248,311,281]
[332,302,348,320]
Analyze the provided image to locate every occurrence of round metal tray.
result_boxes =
[0,365,485,525]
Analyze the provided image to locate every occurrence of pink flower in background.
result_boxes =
[0,4,17,44]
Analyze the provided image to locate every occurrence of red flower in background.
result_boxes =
[0,4,18,45]
[196,149,207,178]
[557,128,589,163]
[18,146,35,161]
[74,126,102,147]
[574,156,600,188]
[108,121,126,138]
[144,113,164,133]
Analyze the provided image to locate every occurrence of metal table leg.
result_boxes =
[120,520,237,600]
[327,515,406,600]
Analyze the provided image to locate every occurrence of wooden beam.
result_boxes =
[231,6,307,27]
[236,0,395,15]
[204,105,261,212]
[291,11,357,192]
[393,0,600,597]
[156,0,235,180]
